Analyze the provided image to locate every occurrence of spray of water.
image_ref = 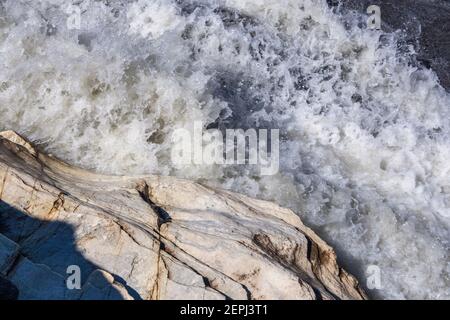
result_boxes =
[0,0,449,299]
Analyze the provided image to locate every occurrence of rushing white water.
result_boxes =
[0,0,449,299]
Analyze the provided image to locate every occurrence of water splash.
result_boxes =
[0,0,449,299]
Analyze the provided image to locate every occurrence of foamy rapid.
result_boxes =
[0,0,449,299]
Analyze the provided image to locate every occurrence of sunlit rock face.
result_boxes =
[0,0,449,299]
[0,132,366,300]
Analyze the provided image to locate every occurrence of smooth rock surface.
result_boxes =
[0,233,19,275]
[0,131,367,300]
[0,275,18,300]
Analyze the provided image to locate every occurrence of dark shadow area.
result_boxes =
[0,200,142,300]
[205,71,272,131]
[0,275,18,300]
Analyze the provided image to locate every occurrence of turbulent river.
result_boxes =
[0,0,449,299]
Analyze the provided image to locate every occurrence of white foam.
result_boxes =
[0,0,448,299]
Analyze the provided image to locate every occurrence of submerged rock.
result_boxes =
[0,131,367,300]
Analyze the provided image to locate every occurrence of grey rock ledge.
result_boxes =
[0,131,367,300]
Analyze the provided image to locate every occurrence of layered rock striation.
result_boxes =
[0,131,367,300]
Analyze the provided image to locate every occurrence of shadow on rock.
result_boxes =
[0,200,141,300]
